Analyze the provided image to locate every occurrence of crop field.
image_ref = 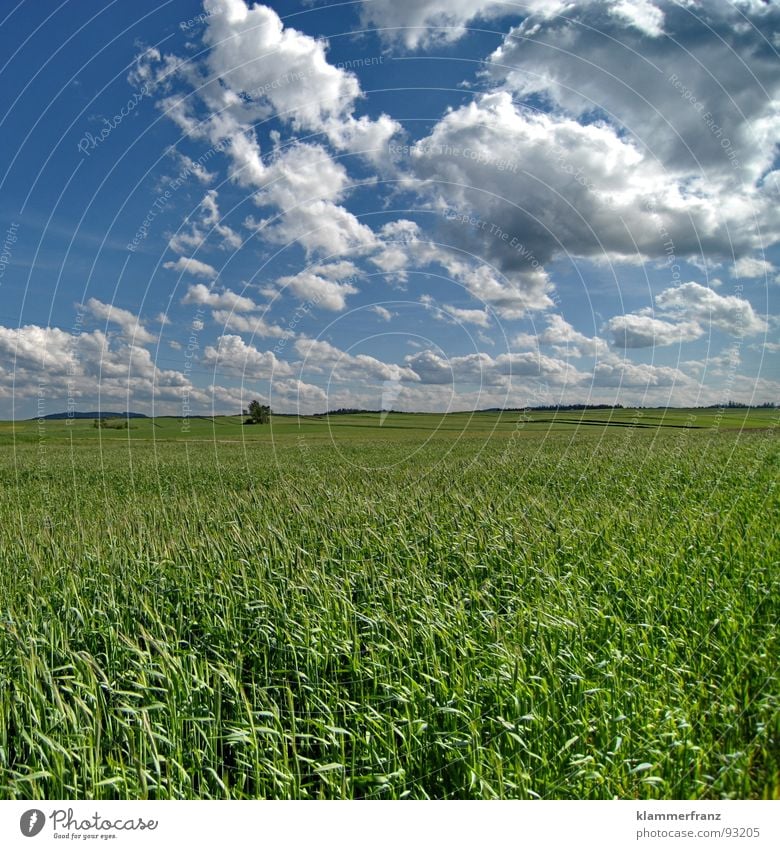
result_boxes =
[0,411,778,800]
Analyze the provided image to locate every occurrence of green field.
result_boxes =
[0,410,778,799]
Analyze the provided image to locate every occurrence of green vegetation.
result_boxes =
[0,411,777,799]
[93,417,131,430]
[244,400,271,426]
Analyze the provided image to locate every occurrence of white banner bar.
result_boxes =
[1,800,777,848]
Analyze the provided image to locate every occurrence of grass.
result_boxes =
[0,411,777,799]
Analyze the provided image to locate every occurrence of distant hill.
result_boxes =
[37,411,149,420]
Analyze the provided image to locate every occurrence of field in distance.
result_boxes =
[0,414,777,799]
[1,406,776,445]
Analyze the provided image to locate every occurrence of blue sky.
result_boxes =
[0,0,778,417]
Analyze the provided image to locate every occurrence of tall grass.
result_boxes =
[0,427,777,799]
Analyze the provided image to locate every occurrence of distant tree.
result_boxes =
[246,400,271,424]
[93,417,129,429]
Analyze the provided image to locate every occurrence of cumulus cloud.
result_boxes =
[252,143,349,207]
[83,298,157,345]
[592,355,690,388]
[295,336,419,383]
[249,199,377,257]
[358,0,559,48]
[405,348,587,386]
[0,323,199,409]
[169,190,242,255]
[358,0,670,48]
[732,257,777,279]
[371,219,555,317]
[406,90,777,276]
[371,306,394,322]
[604,281,767,347]
[211,310,287,339]
[135,1,399,258]
[202,334,293,378]
[608,0,664,37]
[655,281,767,336]
[486,1,780,189]
[244,145,377,254]
[181,283,257,312]
[276,262,360,311]
[421,295,491,328]
[524,314,609,357]
[270,378,328,409]
[163,256,219,279]
[202,0,361,134]
[604,312,703,348]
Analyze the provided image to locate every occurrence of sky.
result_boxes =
[0,0,778,418]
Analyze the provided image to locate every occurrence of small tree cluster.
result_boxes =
[244,400,271,425]
[93,418,129,429]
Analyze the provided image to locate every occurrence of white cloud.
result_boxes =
[655,281,767,336]
[604,281,767,346]
[609,0,664,37]
[181,283,256,312]
[295,337,419,383]
[592,355,690,388]
[421,296,491,328]
[134,1,400,259]
[202,334,293,378]
[407,90,778,275]
[370,219,555,317]
[358,0,555,48]
[486,1,780,192]
[202,0,362,132]
[270,378,328,411]
[167,150,216,186]
[83,298,157,345]
[604,312,703,348]
[405,348,586,386]
[169,190,241,255]
[732,257,777,279]
[276,262,360,311]
[211,310,287,339]
[530,314,609,357]
[371,305,394,322]
[251,143,348,207]
[0,324,196,408]
[249,198,377,258]
[163,257,219,279]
